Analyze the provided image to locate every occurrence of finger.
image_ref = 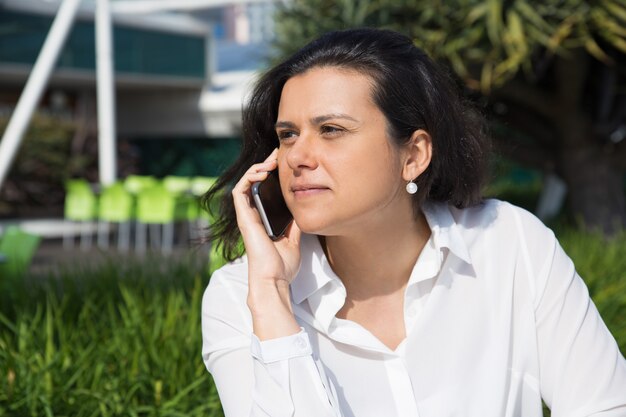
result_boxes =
[233,163,275,195]
[232,149,280,238]
[232,169,277,237]
[265,219,299,249]
[263,148,278,163]
[242,150,278,177]
[233,171,270,192]
[241,148,278,178]
[282,220,302,247]
[245,159,277,176]
[273,221,302,281]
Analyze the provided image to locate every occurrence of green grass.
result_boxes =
[557,228,626,354]
[0,228,624,416]
[0,254,223,417]
[542,228,626,417]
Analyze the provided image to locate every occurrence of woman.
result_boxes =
[201,28,626,417]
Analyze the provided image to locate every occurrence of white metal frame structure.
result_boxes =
[111,0,277,14]
[0,0,272,192]
[0,0,83,190]
[0,0,118,189]
[96,0,117,186]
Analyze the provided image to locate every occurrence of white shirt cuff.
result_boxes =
[251,328,312,363]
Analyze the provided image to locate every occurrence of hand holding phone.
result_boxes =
[251,169,293,240]
[232,152,302,342]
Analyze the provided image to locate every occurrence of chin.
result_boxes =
[293,212,335,236]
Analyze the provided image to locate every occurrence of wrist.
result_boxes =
[249,295,300,341]
[247,280,299,340]
[252,314,301,341]
[247,279,292,312]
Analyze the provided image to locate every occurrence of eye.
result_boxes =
[277,130,298,142]
[320,125,344,136]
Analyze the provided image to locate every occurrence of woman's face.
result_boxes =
[275,66,412,236]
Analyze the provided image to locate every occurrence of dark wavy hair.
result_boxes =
[203,28,489,261]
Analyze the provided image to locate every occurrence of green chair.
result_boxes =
[63,180,97,250]
[190,176,217,198]
[97,182,133,250]
[124,175,158,196]
[0,226,41,279]
[123,175,158,250]
[190,177,218,238]
[66,178,92,194]
[163,176,191,196]
[135,184,176,254]
[164,176,197,244]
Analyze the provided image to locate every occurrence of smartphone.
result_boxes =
[251,170,293,240]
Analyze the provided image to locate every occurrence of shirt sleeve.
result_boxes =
[517,211,626,417]
[201,267,342,417]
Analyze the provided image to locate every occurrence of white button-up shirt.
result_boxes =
[201,199,626,417]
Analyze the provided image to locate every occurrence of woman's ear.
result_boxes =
[402,129,432,181]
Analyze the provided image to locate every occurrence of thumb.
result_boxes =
[284,220,302,248]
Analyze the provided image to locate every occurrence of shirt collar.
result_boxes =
[421,200,473,265]
[291,233,341,305]
[290,201,472,305]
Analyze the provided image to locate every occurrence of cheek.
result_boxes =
[340,140,400,186]
[277,155,290,194]
[277,150,288,168]
[276,147,287,167]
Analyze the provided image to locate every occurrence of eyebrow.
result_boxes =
[275,113,359,129]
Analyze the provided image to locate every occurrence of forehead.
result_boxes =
[277,67,379,119]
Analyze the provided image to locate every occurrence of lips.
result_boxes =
[290,184,329,192]
[290,183,330,197]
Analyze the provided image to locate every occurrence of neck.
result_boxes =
[321,204,431,300]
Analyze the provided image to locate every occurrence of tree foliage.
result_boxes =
[273,0,626,234]
[275,0,626,90]
[0,114,77,216]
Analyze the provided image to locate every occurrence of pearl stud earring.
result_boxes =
[406,180,418,195]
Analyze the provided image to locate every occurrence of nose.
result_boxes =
[283,130,319,172]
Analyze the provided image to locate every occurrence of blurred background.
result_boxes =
[0,0,624,415]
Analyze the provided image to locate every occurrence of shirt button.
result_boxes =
[407,306,417,317]
[294,336,307,351]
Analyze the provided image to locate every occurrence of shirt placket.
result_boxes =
[327,317,422,417]
[385,350,421,417]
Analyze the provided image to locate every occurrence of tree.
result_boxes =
[273,0,626,234]
[0,113,77,217]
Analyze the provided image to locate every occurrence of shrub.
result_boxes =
[0,254,223,416]
[0,230,623,416]
[557,228,626,354]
